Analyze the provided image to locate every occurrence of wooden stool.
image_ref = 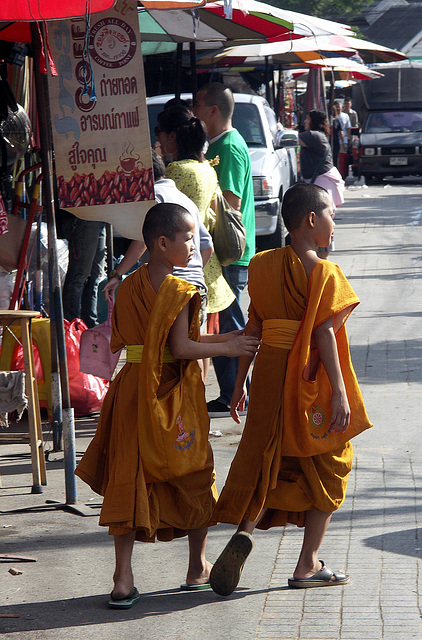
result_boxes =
[0,311,47,493]
[0,317,52,418]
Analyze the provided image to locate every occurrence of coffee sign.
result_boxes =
[48,0,154,240]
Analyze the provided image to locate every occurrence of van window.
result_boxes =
[232,104,266,147]
[147,104,166,144]
[364,111,422,134]
[147,101,266,147]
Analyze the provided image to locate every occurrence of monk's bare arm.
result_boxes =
[168,305,259,360]
[200,330,242,343]
[313,317,350,433]
[231,320,262,423]
[103,239,146,302]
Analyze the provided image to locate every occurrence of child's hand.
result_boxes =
[103,278,118,303]
[220,329,244,341]
[231,384,247,424]
[224,335,260,358]
[328,391,351,433]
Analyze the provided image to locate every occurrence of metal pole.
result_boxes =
[105,223,114,275]
[30,21,77,504]
[265,56,271,105]
[175,43,183,100]
[190,42,197,102]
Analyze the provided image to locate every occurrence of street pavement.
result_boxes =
[1,177,422,640]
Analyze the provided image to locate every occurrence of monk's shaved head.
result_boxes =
[142,203,193,251]
[281,183,331,232]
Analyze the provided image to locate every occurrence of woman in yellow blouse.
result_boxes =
[155,106,235,353]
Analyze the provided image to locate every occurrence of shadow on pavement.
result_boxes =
[0,584,291,633]
[363,527,422,559]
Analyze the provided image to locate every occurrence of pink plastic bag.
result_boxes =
[79,301,121,381]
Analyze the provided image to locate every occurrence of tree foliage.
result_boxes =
[264,0,373,22]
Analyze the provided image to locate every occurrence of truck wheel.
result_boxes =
[256,200,284,251]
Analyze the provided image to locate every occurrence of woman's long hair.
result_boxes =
[157,106,207,162]
[307,109,330,137]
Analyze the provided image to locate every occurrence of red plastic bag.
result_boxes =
[11,318,109,417]
[64,319,109,416]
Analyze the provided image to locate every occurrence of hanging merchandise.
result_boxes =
[0,67,32,213]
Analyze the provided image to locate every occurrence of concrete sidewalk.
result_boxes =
[1,180,422,639]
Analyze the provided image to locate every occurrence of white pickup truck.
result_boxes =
[147,93,298,249]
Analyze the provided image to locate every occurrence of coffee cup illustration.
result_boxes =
[119,143,141,174]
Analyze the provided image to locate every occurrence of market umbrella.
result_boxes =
[0,0,116,42]
[139,0,354,52]
[196,38,357,67]
[295,56,384,80]
[304,67,326,113]
[0,0,114,20]
[202,1,355,40]
[139,1,296,49]
[315,34,407,64]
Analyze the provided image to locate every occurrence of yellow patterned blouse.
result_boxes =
[166,159,235,313]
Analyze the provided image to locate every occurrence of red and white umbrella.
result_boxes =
[0,0,114,21]
[296,56,384,80]
[315,34,406,64]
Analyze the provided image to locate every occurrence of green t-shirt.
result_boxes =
[206,129,255,266]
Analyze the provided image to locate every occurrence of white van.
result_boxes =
[147,93,298,249]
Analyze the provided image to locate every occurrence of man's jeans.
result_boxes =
[62,218,106,328]
[212,263,248,406]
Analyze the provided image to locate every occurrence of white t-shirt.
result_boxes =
[336,112,352,144]
[154,178,212,289]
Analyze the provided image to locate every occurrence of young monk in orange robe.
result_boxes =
[209,183,372,597]
[75,203,259,609]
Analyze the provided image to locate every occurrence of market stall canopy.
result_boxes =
[197,37,358,67]
[0,0,208,43]
[139,0,297,49]
[139,0,356,58]
[141,0,206,6]
[294,57,384,81]
[312,34,407,64]
[0,0,115,20]
[200,1,355,41]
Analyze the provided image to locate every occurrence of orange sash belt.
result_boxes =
[262,319,301,350]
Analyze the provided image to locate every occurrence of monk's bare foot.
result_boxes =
[184,559,213,587]
[292,560,322,580]
[112,572,135,600]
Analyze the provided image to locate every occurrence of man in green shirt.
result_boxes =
[194,82,255,417]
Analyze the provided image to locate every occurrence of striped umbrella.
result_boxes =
[196,38,357,67]
[293,57,384,81]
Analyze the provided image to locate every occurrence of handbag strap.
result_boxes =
[107,299,114,322]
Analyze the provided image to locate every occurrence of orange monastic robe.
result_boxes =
[213,246,372,529]
[75,264,217,541]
